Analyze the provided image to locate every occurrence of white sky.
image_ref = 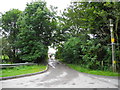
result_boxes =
[0,0,71,14]
[48,47,56,54]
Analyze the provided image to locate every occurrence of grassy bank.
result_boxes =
[67,64,120,76]
[0,65,47,77]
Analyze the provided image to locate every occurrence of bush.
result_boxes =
[1,55,10,63]
[80,39,103,70]
[56,36,115,70]
[62,37,82,64]
[17,38,48,64]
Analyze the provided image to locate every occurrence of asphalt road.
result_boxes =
[0,59,119,88]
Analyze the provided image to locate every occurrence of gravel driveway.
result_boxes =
[0,59,119,88]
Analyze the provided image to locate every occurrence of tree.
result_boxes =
[17,1,57,63]
[56,2,120,70]
[1,9,22,62]
[1,37,11,63]
[59,2,120,44]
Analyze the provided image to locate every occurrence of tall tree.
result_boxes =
[59,2,120,43]
[2,9,22,62]
[17,1,57,63]
[56,2,120,70]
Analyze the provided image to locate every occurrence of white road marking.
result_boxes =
[37,72,67,84]
[48,59,56,68]
[58,72,67,78]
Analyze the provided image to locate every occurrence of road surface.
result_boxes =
[0,59,119,88]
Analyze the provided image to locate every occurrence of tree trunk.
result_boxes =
[115,16,119,44]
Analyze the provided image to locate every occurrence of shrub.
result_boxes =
[56,36,115,70]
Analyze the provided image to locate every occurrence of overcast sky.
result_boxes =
[0,0,71,14]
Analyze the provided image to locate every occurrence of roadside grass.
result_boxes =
[0,65,47,77]
[67,64,120,76]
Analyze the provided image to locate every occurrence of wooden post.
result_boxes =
[109,19,116,72]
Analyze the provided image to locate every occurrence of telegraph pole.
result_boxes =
[109,19,116,72]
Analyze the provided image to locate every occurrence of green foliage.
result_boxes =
[56,36,113,70]
[56,37,84,64]
[56,2,120,71]
[17,30,48,63]
[1,9,22,62]
[17,1,57,46]
[2,9,22,34]
[1,38,10,56]
[16,1,57,63]
[1,1,120,70]
[1,55,9,60]
[59,2,120,50]
[80,39,107,70]
[61,37,81,64]
[1,1,58,64]
[0,55,9,63]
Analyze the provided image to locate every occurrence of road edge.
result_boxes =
[0,65,49,80]
[58,61,119,79]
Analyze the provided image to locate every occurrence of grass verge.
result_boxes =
[0,65,47,77]
[67,64,120,76]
